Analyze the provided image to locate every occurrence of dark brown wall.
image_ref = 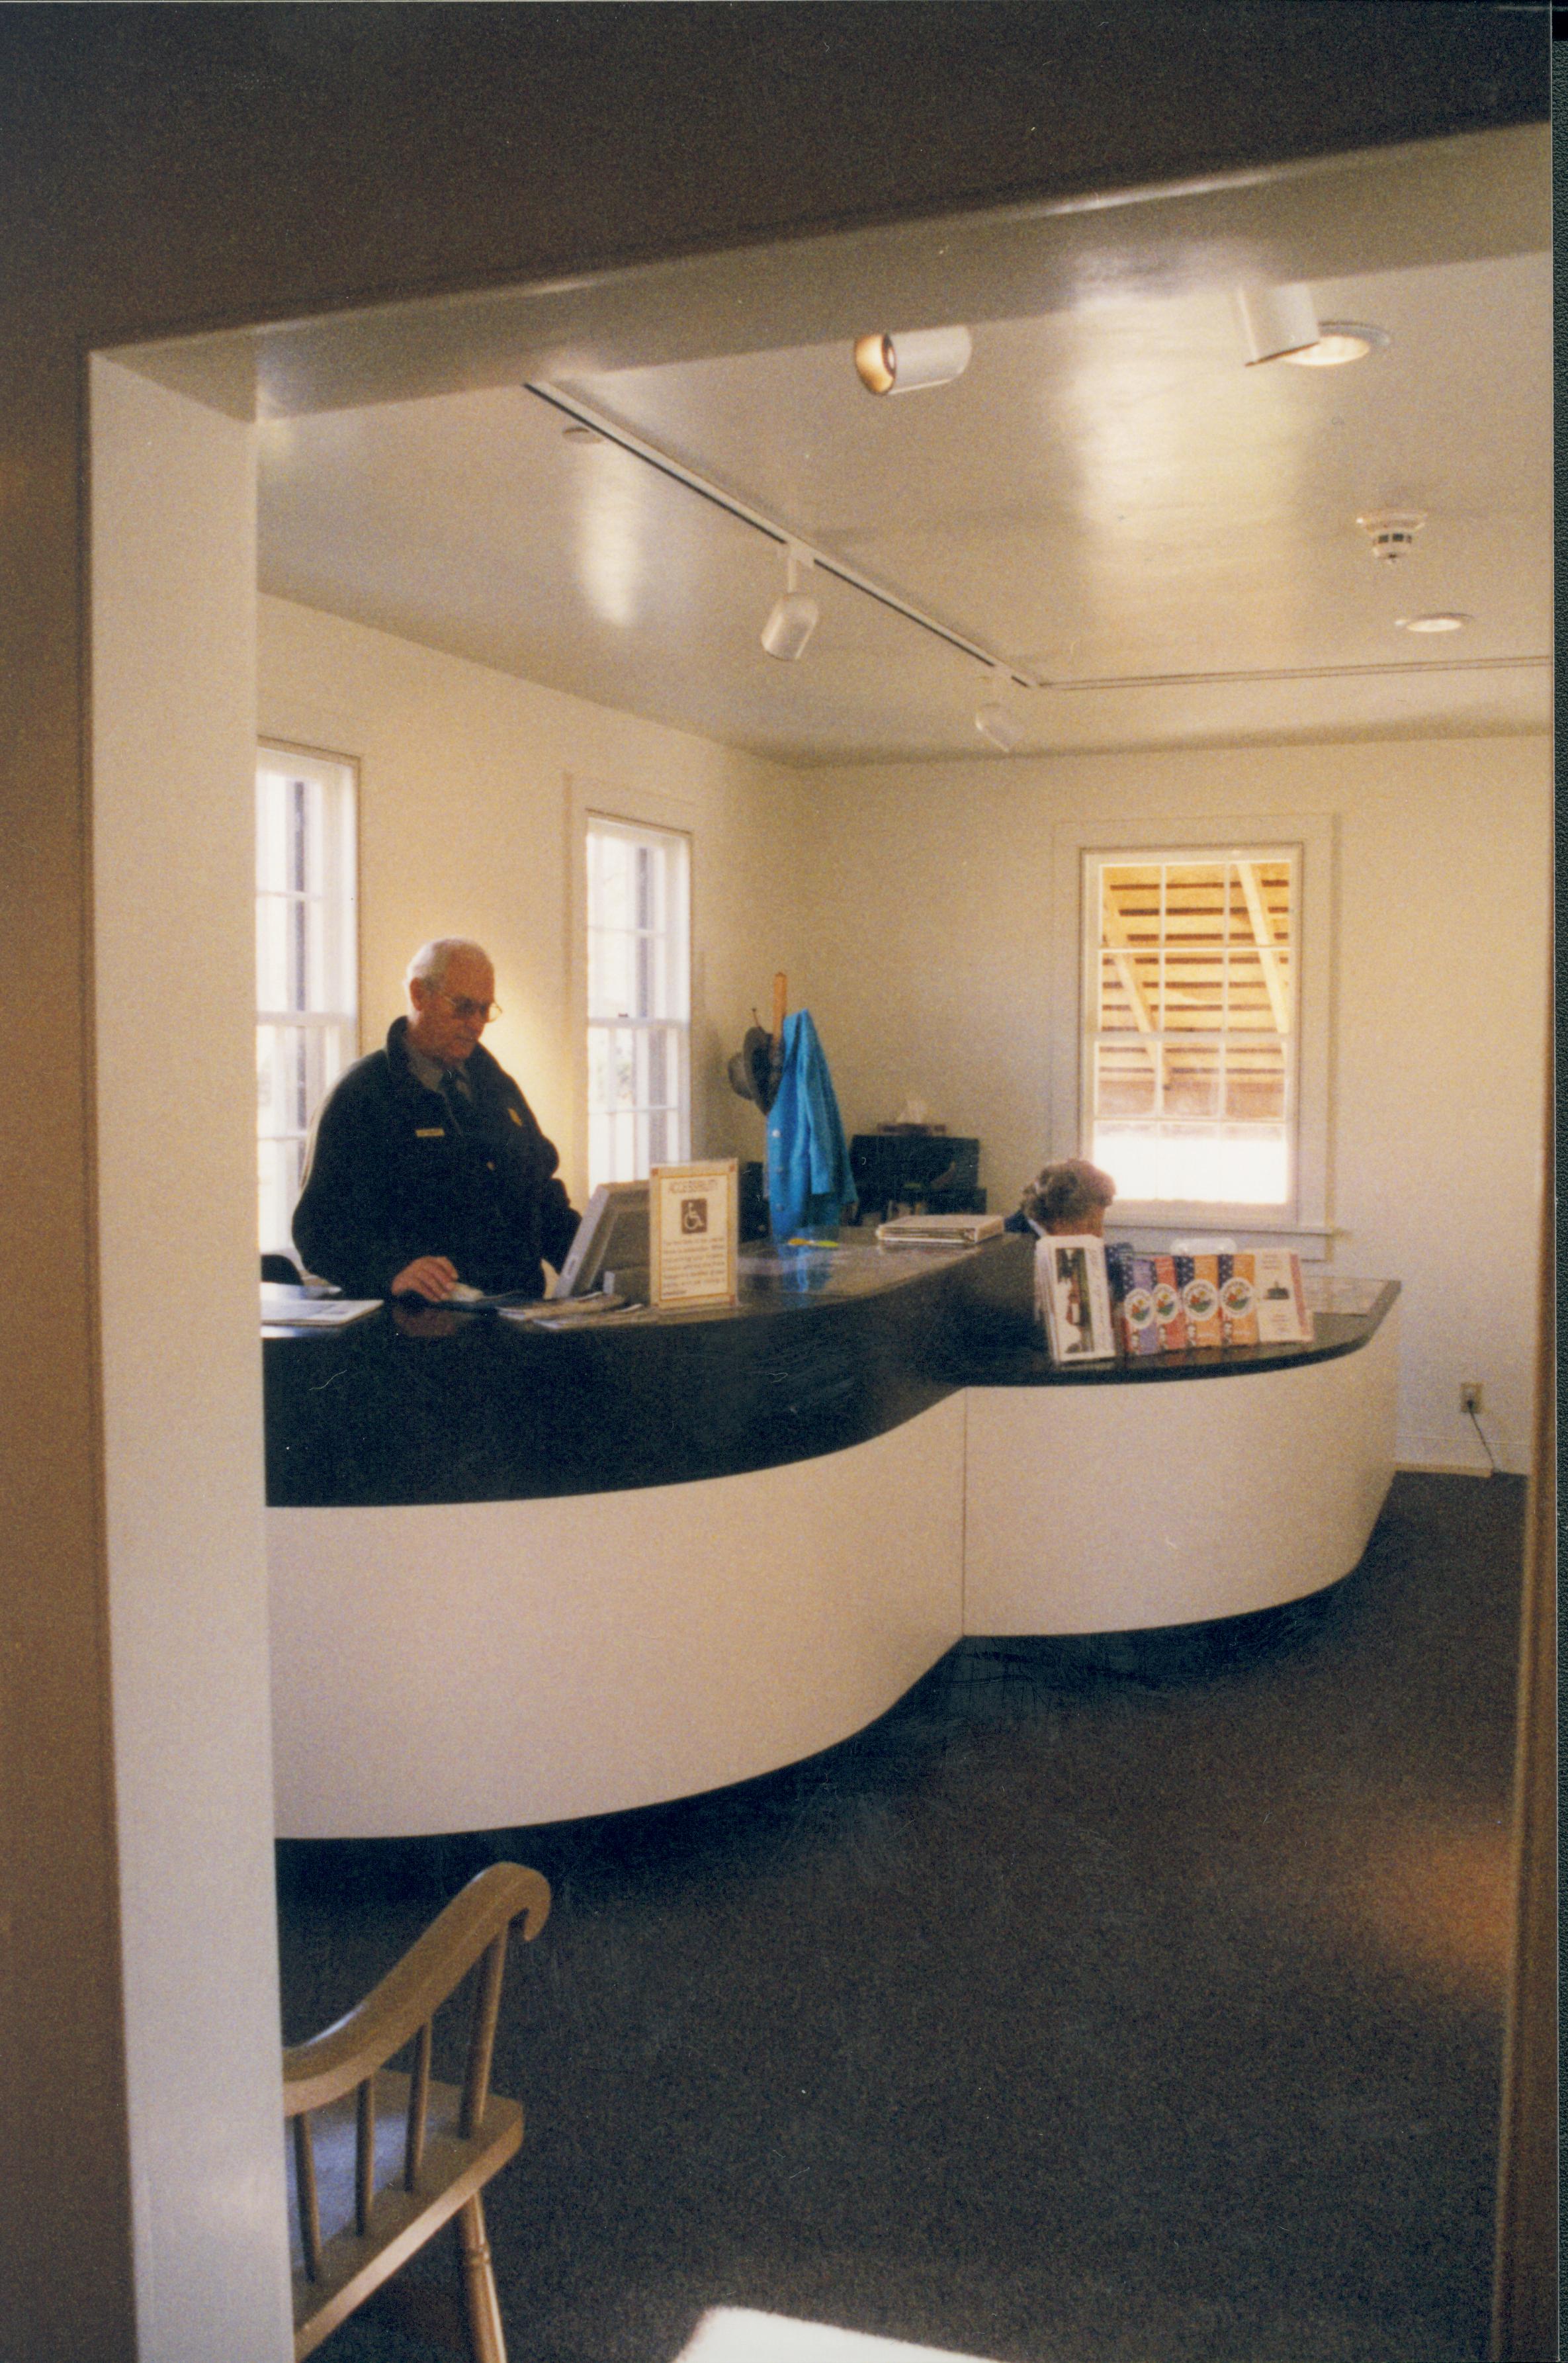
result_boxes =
[1489,1018,1559,2363]
[0,8,1546,2354]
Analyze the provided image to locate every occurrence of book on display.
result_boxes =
[1175,1254,1225,1349]
[1217,1253,1260,1347]
[1102,1243,1314,1355]
[1252,1249,1313,1342]
[1037,1235,1116,1363]
[1113,1253,1160,1357]
[1151,1254,1189,1351]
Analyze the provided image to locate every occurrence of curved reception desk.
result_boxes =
[264,1239,1399,1839]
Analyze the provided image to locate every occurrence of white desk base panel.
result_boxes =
[268,1312,1397,1838]
[963,1305,1399,1634]
[269,1390,967,1840]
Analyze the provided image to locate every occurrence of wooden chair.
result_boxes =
[283,1860,550,2362]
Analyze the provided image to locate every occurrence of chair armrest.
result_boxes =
[283,1862,550,2117]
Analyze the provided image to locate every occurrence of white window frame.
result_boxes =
[256,741,359,1257]
[1049,811,1334,1252]
[580,801,693,1192]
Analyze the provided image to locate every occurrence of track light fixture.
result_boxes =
[975,669,1025,752]
[525,383,1043,694]
[760,545,819,662]
[1235,282,1321,366]
[854,325,973,396]
[1237,289,1389,371]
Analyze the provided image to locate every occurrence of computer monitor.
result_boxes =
[550,1181,650,1300]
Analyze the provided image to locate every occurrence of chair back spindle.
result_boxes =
[460,1932,508,2140]
[404,2018,433,2191]
[293,2113,324,2284]
[354,2078,376,2237]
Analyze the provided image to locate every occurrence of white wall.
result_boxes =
[255,603,1548,1474]
[92,362,292,2356]
[259,596,806,1206]
[791,738,1550,1476]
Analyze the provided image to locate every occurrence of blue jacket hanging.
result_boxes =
[765,1009,857,1239]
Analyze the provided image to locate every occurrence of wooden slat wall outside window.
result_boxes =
[1090,853,1295,1206]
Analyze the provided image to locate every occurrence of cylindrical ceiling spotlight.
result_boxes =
[975,670,1025,752]
[760,545,819,662]
[1235,282,1321,365]
[854,325,973,396]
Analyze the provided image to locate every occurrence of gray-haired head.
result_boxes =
[406,938,491,993]
[1020,1157,1117,1233]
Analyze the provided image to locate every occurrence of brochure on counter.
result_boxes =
[1098,1244,1313,1361]
[1037,1235,1117,1363]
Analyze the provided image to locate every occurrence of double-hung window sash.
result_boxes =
[256,746,358,1257]
[586,817,691,1190]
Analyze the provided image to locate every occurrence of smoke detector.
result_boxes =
[1356,511,1426,564]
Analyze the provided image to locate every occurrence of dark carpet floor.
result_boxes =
[277,1470,1526,2363]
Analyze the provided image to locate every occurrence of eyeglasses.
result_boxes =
[438,993,501,1024]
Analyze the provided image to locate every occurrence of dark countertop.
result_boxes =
[261,1240,1398,1509]
[262,1231,1035,1507]
[949,1279,1401,1388]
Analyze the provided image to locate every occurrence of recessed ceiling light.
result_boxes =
[1283,322,1390,367]
[1395,611,1471,634]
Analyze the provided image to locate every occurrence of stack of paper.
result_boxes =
[875,1213,1005,1248]
[260,1286,380,1328]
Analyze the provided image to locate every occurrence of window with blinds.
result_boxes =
[256,746,358,1257]
[586,815,691,1189]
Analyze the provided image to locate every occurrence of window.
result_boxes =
[1051,813,1332,1241]
[1088,851,1295,1206]
[586,815,690,1189]
[256,746,357,1255]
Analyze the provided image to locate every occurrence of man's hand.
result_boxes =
[390,1255,460,1302]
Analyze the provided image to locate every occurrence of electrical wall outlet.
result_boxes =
[1460,1382,1484,1415]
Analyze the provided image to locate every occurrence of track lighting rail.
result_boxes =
[523,381,1040,690]
[1055,654,1547,690]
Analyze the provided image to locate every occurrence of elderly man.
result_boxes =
[293,938,579,1301]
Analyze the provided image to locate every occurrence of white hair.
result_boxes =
[405,938,492,991]
[1021,1157,1117,1230]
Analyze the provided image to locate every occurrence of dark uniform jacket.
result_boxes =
[292,1018,580,1298]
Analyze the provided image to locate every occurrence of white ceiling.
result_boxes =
[251,135,1551,768]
